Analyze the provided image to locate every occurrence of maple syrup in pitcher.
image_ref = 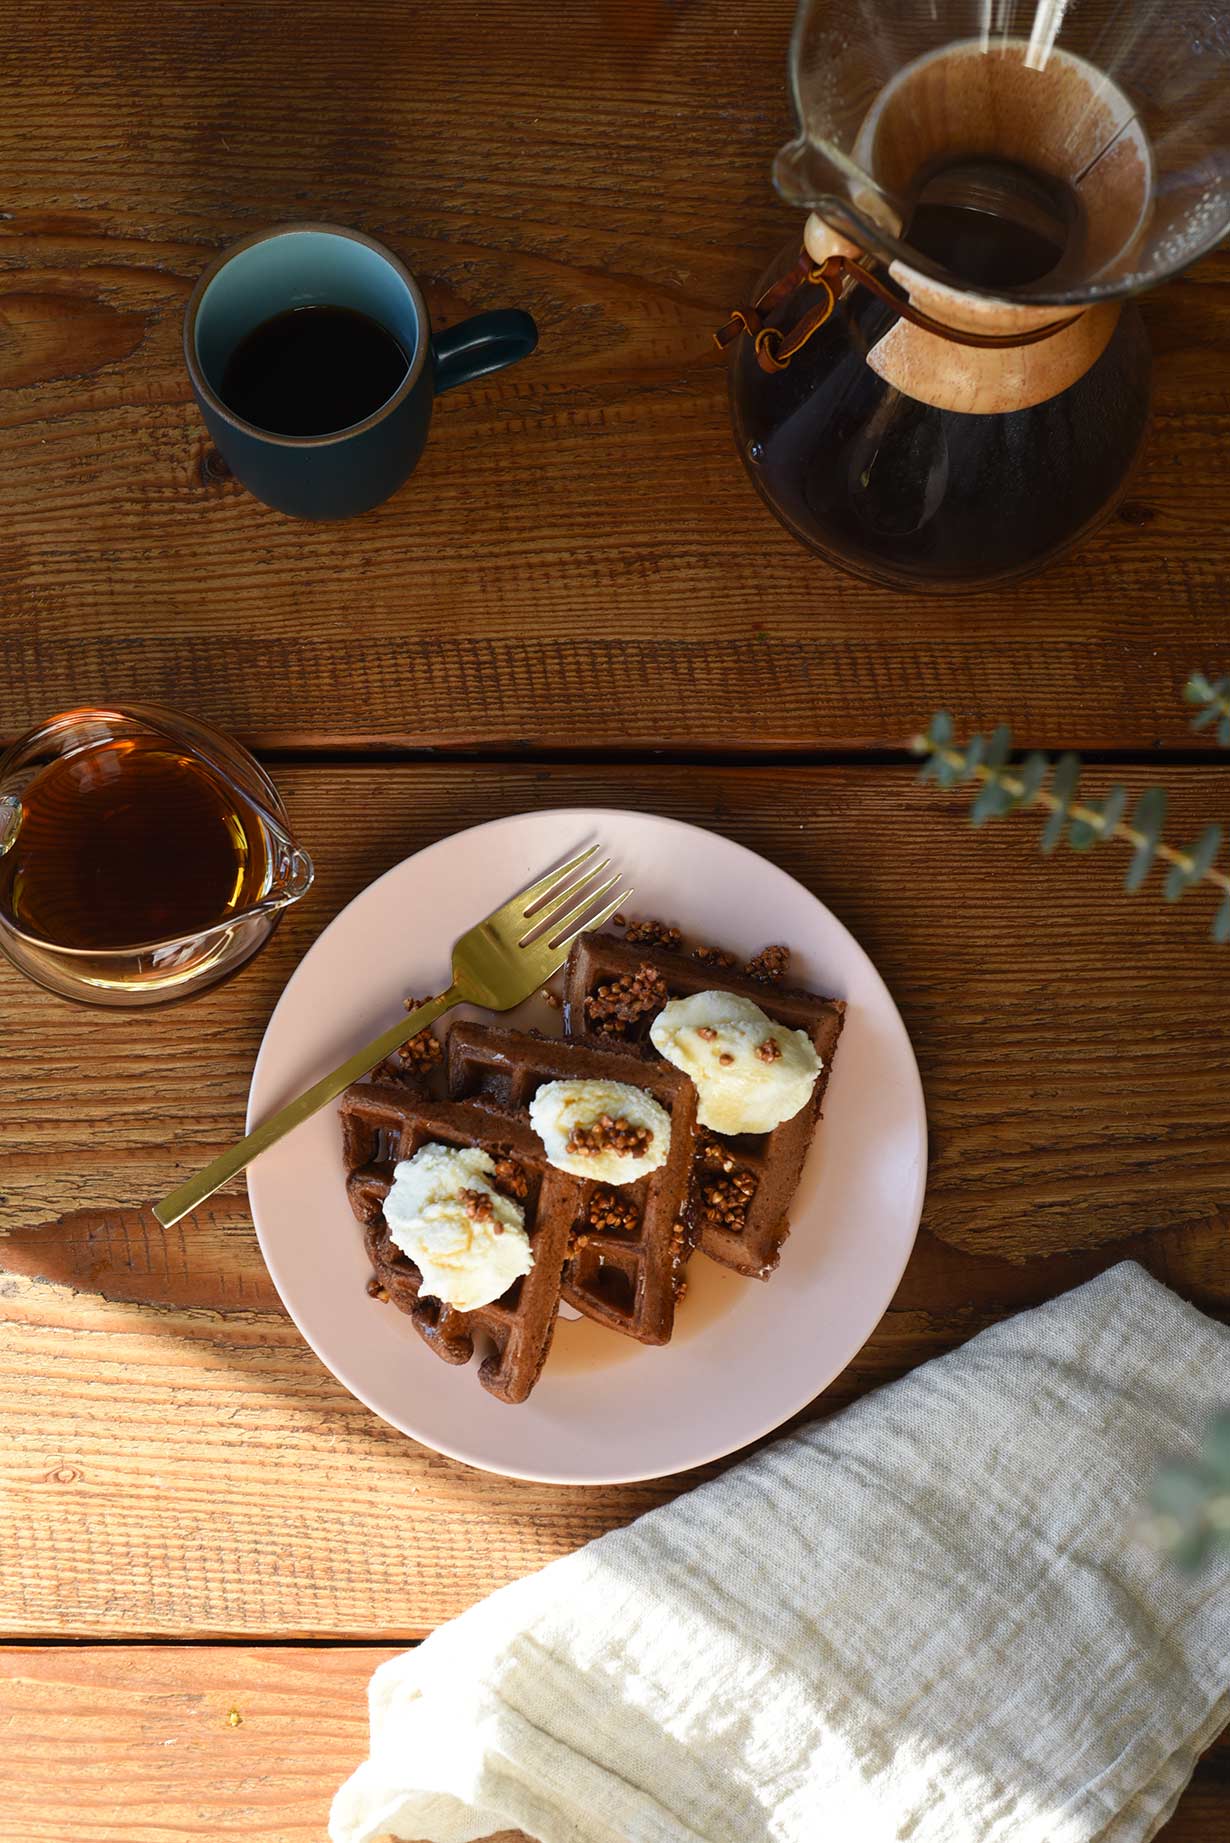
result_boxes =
[0,736,263,950]
[0,706,313,1005]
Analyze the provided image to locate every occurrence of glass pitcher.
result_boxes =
[0,704,314,1007]
[720,0,1230,589]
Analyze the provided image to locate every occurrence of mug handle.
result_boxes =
[432,309,538,393]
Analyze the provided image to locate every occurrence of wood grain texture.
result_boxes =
[0,0,1228,753]
[3,4,1228,1833]
[0,1646,524,1843]
[1,762,1228,1642]
[0,1646,1223,1843]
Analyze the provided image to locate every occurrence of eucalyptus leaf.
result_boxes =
[1185,672,1230,746]
[1040,807,1066,856]
[928,710,954,746]
[1215,891,1230,945]
[1164,860,1191,902]
[1041,753,1081,855]
[970,777,1013,827]
[1069,777,1128,847]
[1165,823,1222,901]
[1071,786,1126,850]
[1165,1526,1217,1572]
[1133,785,1168,835]
[1151,1449,1230,1570]
[1151,1462,1214,1525]
[962,733,986,779]
[986,725,1013,770]
[1190,823,1223,879]
[1202,1413,1230,1484]
[1100,785,1128,833]
[1125,786,1167,892]
[1126,837,1160,893]
[1017,752,1050,806]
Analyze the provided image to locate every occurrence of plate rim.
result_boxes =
[247,805,928,1485]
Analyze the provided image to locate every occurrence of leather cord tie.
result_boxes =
[714,249,1080,373]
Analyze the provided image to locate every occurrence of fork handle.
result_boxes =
[151,983,463,1228]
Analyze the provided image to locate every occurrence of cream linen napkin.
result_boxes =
[331,1262,1230,1843]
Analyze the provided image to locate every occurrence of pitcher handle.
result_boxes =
[244,838,315,921]
[433,309,538,393]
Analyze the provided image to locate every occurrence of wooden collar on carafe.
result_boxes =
[819,37,1154,414]
[803,213,1120,415]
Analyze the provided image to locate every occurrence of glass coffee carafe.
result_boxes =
[0,704,313,1006]
[721,0,1230,589]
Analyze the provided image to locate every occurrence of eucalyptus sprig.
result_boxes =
[1185,672,1230,746]
[1145,1413,1230,1570]
[914,676,1230,1570]
[911,714,1230,943]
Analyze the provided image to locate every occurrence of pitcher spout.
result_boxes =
[773,134,903,243]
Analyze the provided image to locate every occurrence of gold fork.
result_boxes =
[152,844,630,1228]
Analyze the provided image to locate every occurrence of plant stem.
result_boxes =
[910,738,1230,897]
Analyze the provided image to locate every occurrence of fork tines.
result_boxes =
[514,844,630,948]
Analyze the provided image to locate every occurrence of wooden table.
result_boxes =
[2,3,1228,1838]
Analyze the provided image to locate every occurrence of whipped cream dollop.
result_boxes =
[649,990,821,1135]
[528,1078,671,1184]
[382,1142,531,1312]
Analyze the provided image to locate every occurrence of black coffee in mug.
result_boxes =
[184,223,537,519]
[219,304,409,437]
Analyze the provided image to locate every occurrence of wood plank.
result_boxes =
[1,762,1228,1640]
[1,1,1228,752]
[0,1647,1223,1843]
[0,1646,518,1843]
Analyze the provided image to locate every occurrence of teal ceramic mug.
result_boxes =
[183,223,537,520]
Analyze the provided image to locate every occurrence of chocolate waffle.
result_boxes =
[339,1083,575,1404]
[563,932,845,1279]
[447,1021,697,1345]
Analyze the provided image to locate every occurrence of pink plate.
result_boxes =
[246,808,927,1484]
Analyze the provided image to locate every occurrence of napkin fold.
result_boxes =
[331,1262,1230,1843]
